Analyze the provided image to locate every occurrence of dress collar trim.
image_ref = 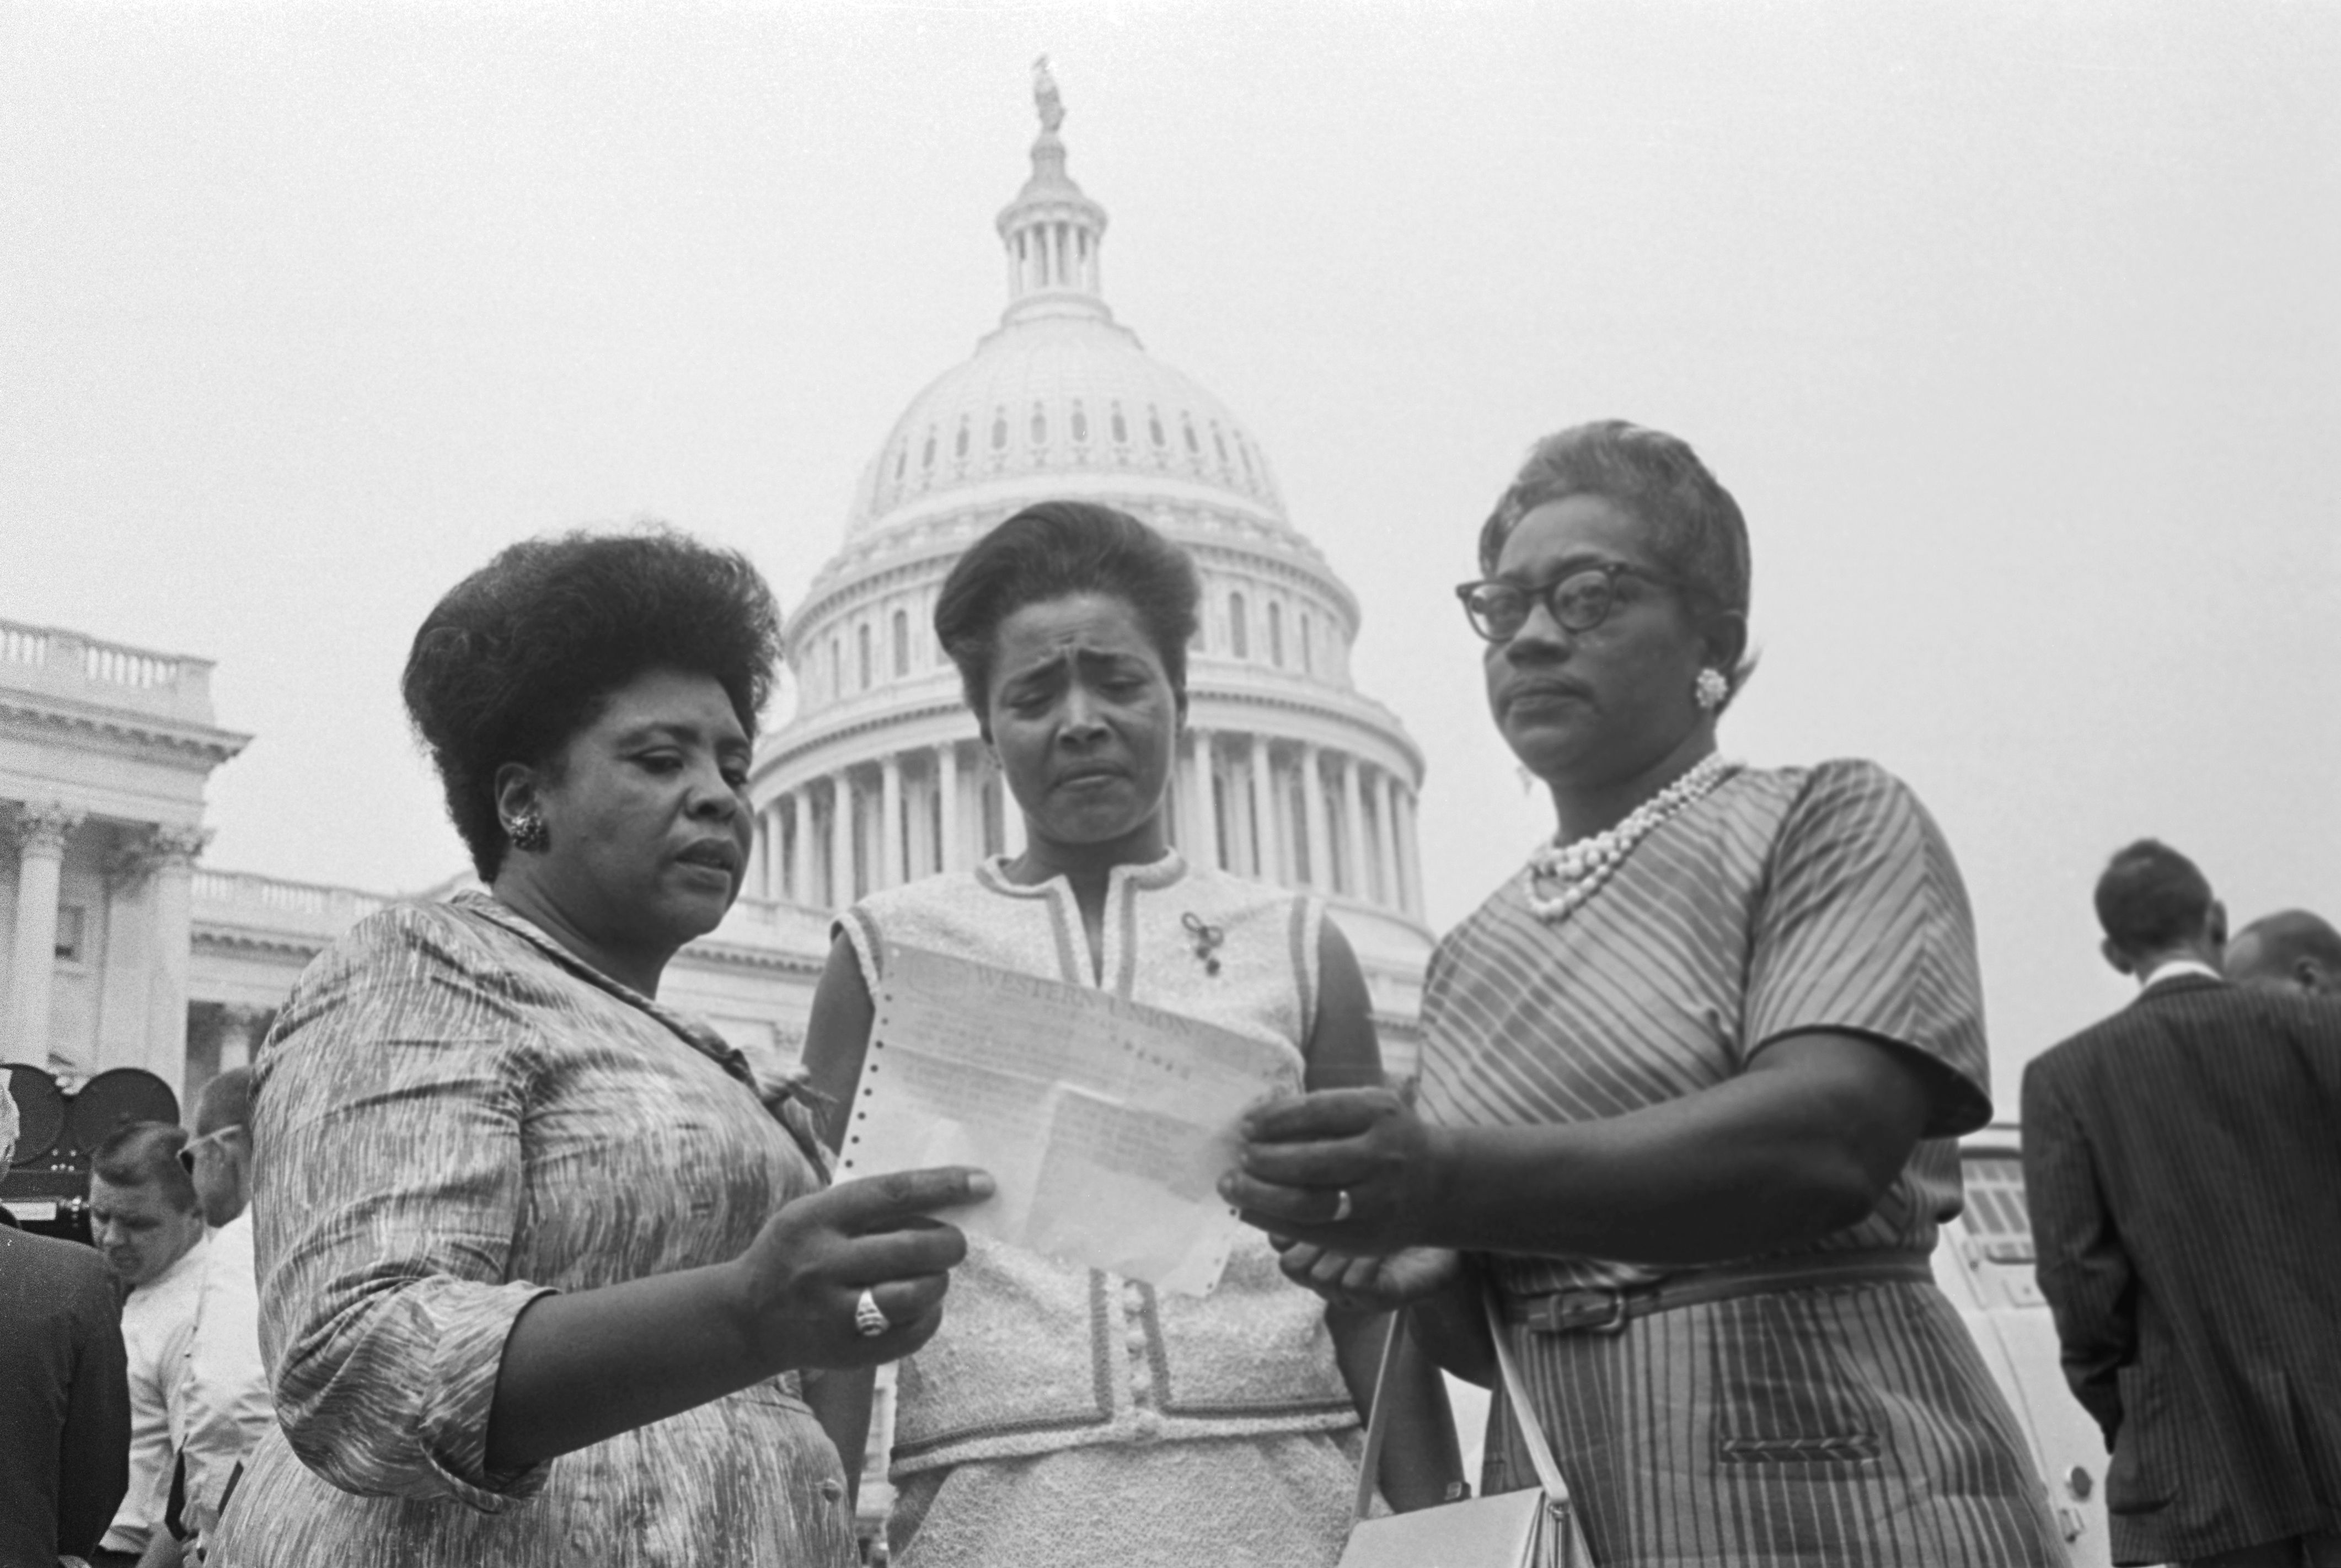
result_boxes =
[972,847,1190,900]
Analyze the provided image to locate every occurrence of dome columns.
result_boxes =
[753,729,1421,923]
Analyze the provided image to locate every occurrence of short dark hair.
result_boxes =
[91,1121,199,1212]
[1478,420,1755,700]
[403,526,781,879]
[2094,839,2215,955]
[194,1066,254,1137]
[2233,910,2341,974]
[934,502,1200,731]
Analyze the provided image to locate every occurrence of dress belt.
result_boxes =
[1501,1248,1936,1335]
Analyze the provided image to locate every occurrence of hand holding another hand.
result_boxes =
[1269,1239,1464,1312]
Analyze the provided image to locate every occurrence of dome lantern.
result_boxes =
[995,57,1113,329]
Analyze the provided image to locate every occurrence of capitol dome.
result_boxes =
[746,67,1433,1053]
[848,314,1290,538]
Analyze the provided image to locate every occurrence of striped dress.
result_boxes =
[1419,759,2066,1567]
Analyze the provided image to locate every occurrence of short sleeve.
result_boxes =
[1743,760,1993,1136]
[835,906,886,998]
[251,905,559,1512]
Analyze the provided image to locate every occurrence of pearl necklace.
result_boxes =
[1521,754,1738,923]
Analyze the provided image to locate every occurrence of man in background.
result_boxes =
[0,1066,131,1566]
[2024,841,2341,1567]
[176,1067,273,1557]
[88,1121,209,1568]
[2224,909,2341,997]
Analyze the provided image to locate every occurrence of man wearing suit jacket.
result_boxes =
[0,1067,133,1566]
[2024,841,2341,1568]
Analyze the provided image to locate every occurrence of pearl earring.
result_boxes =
[1694,668,1729,711]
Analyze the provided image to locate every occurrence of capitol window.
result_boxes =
[955,419,969,460]
[1229,592,1249,660]
[1300,612,1315,674]
[1149,408,1166,448]
[1030,403,1047,446]
[1111,405,1128,444]
[1268,602,1284,668]
[55,905,85,962]
[892,609,910,677]
[992,412,1008,451]
[858,623,872,691]
[1072,402,1089,443]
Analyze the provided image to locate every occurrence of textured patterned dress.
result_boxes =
[840,851,1369,1568]
[1419,760,2067,1567]
[213,893,858,1568]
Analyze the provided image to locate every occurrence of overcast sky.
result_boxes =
[6,2,2335,1107]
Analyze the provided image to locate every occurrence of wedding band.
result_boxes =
[853,1288,890,1338]
[1332,1189,1354,1223]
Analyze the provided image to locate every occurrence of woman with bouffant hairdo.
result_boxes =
[215,527,989,1568]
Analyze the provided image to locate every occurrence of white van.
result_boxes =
[1930,1123,2117,1568]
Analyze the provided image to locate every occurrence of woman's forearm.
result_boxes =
[1410,1035,1931,1262]
[1403,1261,1495,1388]
[484,1261,769,1471]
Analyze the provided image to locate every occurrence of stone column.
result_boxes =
[9,803,81,1066]
[1394,786,1423,919]
[1188,730,1218,870]
[1247,735,1277,883]
[788,791,810,905]
[829,772,855,908]
[1300,745,1331,892]
[1374,770,1402,911]
[999,782,1027,860]
[937,745,961,874]
[215,1003,271,1073]
[1341,754,1369,901]
[745,808,770,901]
[880,754,904,889]
[146,825,209,1103]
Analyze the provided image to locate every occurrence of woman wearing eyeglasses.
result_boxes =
[1226,422,2067,1566]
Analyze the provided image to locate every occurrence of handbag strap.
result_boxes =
[1351,1314,1405,1523]
[1349,1284,1576,1523]
[1485,1287,1573,1503]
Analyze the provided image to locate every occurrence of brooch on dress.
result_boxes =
[1181,912,1224,976]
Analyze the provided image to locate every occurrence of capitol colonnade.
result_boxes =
[1,619,248,1099]
[748,731,1426,921]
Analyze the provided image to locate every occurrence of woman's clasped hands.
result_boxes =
[733,1165,994,1371]
[1220,1087,1463,1311]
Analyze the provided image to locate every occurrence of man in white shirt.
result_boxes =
[87,1121,208,1568]
[175,1068,272,1559]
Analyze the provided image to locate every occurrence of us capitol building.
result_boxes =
[1,74,1433,1115]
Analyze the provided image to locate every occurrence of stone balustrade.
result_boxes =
[192,869,389,941]
[0,615,222,724]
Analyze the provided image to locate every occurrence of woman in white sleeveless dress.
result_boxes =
[801,501,1459,1567]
